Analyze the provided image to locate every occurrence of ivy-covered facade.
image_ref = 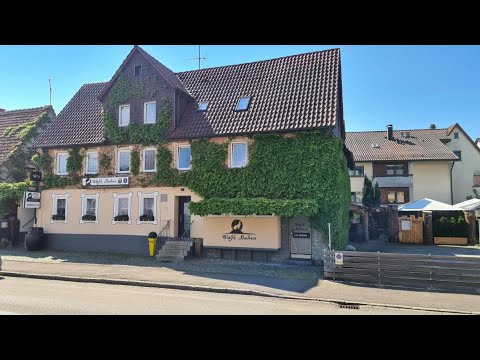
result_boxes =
[0,106,55,233]
[32,46,352,263]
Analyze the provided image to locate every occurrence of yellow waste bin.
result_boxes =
[148,232,157,257]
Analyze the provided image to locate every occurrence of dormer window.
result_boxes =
[119,105,130,127]
[134,65,142,76]
[235,97,251,111]
[198,101,209,112]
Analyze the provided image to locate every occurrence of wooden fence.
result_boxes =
[324,250,480,293]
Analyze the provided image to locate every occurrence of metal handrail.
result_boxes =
[159,220,171,237]
[22,217,35,229]
[180,219,194,239]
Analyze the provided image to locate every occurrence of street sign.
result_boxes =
[334,252,344,265]
[27,186,38,192]
[23,191,41,209]
[30,171,42,182]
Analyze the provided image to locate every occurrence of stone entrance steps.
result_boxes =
[156,238,195,262]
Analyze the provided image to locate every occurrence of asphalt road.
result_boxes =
[0,277,442,315]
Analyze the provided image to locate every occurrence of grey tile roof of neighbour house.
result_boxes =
[34,47,344,148]
[34,83,107,148]
[171,48,342,138]
[346,129,458,162]
[0,106,51,165]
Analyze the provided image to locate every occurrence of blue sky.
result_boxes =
[0,45,479,138]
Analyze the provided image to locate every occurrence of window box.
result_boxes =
[139,214,155,222]
[82,214,97,222]
[51,214,66,221]
[114,215,129,222]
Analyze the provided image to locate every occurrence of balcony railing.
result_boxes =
[373,175,413,188]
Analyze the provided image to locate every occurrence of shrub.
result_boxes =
[433,215,467,237]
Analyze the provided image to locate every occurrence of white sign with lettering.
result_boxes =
[24,191,41,209]
[82,177,129,188]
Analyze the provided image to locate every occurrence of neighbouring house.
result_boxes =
[346,125,458,206]
[32,45,352,262]
[442,123,480,203]
[0,106,55,236]
[347,123,480,206]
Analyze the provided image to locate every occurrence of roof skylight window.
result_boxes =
[198,101,209,111]
[235,97,251,111]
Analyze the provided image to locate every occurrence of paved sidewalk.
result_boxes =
[0,252,479,314]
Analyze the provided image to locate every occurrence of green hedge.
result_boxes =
[433,216,467,237]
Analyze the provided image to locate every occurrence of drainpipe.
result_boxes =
[450,160,456,205]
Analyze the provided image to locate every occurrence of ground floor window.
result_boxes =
[81,193,99,223]
[137,191,158,224]
[51,194,69,223]
[112,192,132,224]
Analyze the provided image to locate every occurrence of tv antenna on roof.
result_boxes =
[49,78,52,105]
[186,45,207,70]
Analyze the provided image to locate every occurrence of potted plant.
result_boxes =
[82,214,97,221]
[51,214,66,221]
[114,214,129,222]
[148,232,158,257]
[140,214,155,222]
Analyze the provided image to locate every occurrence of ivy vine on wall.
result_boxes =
[150,132,351,249]
[32,149,83,190]
[2,109,52,182]
[102,72,171,146]
[131,149,140,176]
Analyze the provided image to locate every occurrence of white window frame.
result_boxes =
[143,101,156,124]
[177,145,191,171]
[51,194,69,224]
[142,148,157,173]
[80,193,100,224]
[112,192,132,225]
[118,104,130,127]
[117,149,131,174]
[137,191,158,225]
[56,152,69,176]
[85,151,99,175]
[230,142,248,168]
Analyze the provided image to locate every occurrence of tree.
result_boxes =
[362,176,381,207]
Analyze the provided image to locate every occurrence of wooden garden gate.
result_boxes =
[398,215,423,244]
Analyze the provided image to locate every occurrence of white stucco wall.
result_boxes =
[444,127,480,204]
[410,161,452,204]
[349,162,372,202]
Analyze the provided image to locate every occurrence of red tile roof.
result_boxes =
[346,128,458,162]
[34,83,107,148]
[0,106,51,165]
[172,48,342,138]
[34,47,343,147]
